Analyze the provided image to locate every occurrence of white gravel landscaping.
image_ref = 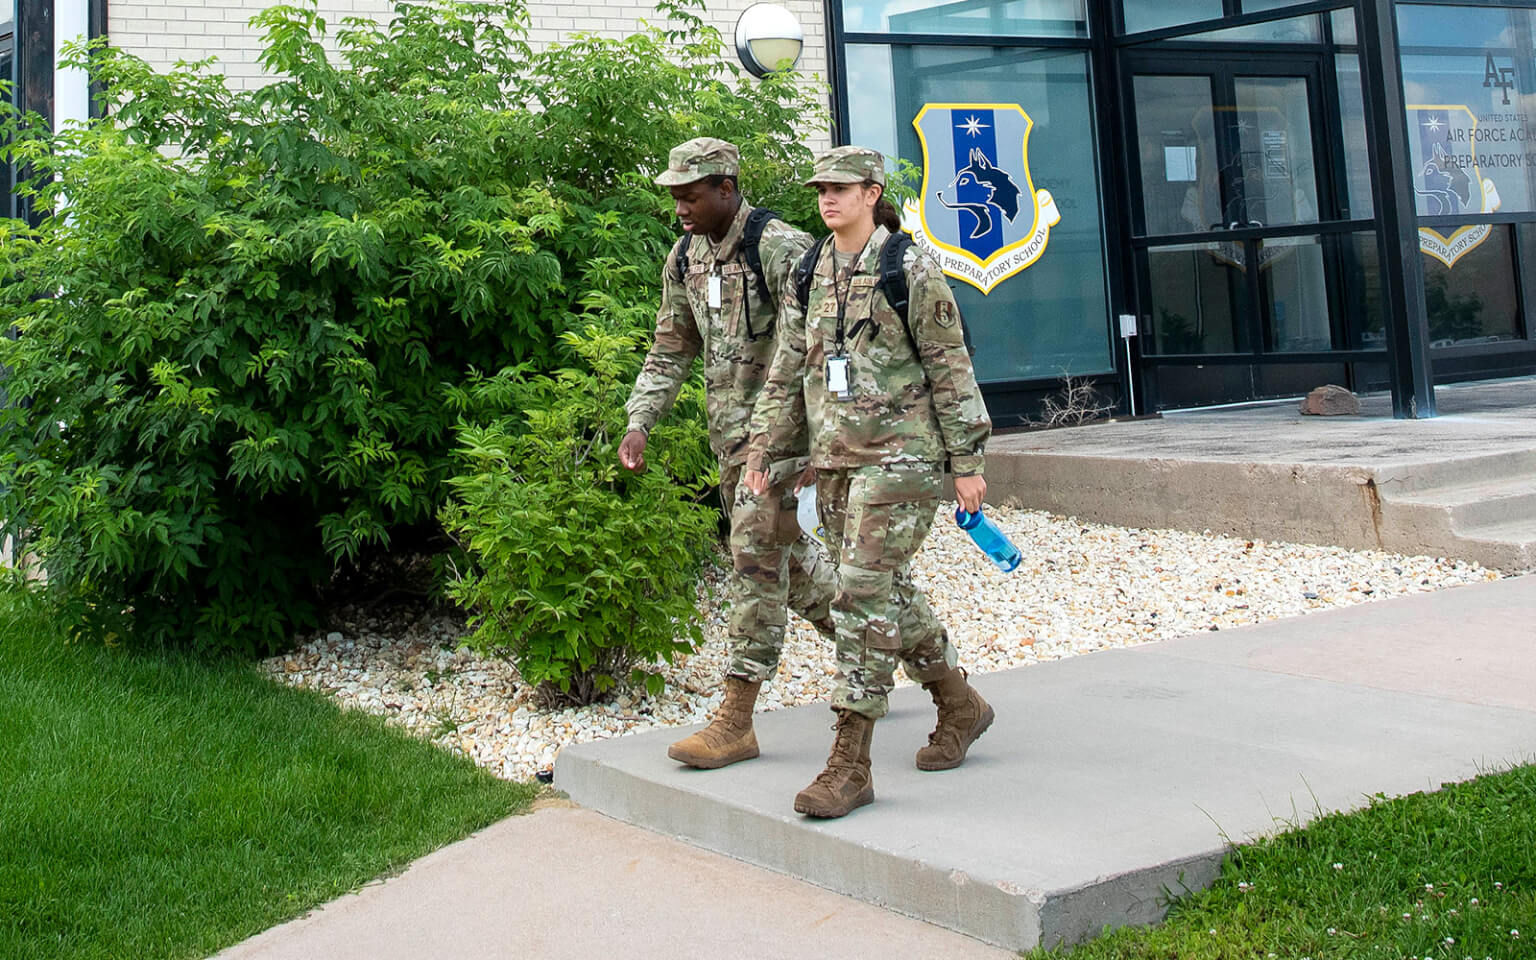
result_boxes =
[260,503,1504,782]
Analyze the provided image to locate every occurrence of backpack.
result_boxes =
[671,207,781,305]
[793,233,975,357]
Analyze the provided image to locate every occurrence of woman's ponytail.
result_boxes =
[869,182,903,233]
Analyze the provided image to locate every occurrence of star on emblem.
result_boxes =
[957,114,989,137]
[1422,114,1444,132]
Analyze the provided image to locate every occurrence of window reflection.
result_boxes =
[1399,6,1536,217]
[1259,236,1331,352]
[1423,225,1521,347]
[1121,0,1221,35]
[842,0,1087,38]
[1143,243,1250,355]
[1133,75,1223,236]
[1181,14,1320,44]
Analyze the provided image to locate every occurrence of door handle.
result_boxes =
[1248,219,1265,228]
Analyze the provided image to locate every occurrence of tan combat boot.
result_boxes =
[915,667,994,771]
[667,677,762,769]
[793,709,875,818]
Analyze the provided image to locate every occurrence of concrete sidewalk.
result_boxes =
[218,575,1536,958]
[557,575,1536,951]
[217,799,1010,960]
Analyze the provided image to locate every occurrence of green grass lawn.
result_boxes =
[1029,764,1536,959]
[0,585,537,960]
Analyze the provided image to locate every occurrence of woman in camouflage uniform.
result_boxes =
[745,146,995,819]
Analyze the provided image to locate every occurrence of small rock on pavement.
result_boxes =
[1300,384,1361,416]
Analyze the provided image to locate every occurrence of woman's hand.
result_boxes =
[744,469,770,497]
[954,474,986,514]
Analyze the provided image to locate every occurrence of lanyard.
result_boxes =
[832,252,855,354]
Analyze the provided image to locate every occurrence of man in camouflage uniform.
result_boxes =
[620,137,837,769]
[745,145,994,818]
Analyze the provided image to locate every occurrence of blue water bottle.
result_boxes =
[955,507,1022,573]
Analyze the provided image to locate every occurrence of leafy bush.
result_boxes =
[0,0,825,653]
[441,326,717,706]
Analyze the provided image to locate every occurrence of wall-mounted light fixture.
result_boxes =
[734,3,803,78]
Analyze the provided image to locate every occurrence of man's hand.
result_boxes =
[744,468,769,497]
[954,474,986,514]
[619,430,648,471]
[794,464,817,494]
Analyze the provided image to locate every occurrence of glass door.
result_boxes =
[1124,52,1350,407]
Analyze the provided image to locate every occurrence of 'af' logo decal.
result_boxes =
[904,103,1060,295]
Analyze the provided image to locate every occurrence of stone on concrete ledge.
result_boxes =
[1300,385,1361,416]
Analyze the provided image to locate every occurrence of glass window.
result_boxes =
[842,0,1087,38]
[1233,75,1320,228]
[1330,8,1356,46]
[1341,231,1385,350]
[1242,0,1314,12]
[1333,55,1372,219]
[1122,0,1221,35]
[1259,235,1331,351]
[846,45,1113,380]
[1422,225,1521,347]
[1141,241,1251,354]
[1179,15,1321,44]
[1133,75,1222,236]
[1398,6,1536,216]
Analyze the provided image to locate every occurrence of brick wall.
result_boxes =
[106,0,832,147]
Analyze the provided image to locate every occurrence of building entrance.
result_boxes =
[1124,50,1376,409]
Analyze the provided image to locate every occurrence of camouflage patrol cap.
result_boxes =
[804,145,886,186]
[653,137,740,186]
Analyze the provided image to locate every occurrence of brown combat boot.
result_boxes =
[667,677,762,769]
[915,667,994,771]
[793,709,875,818]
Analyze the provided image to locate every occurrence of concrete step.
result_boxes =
[1383,474,1536,530]
[1372,448,1536,495]
[1456,518,1536,570]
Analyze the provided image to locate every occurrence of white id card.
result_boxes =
[707,274,722,309]
[826,356,852,399]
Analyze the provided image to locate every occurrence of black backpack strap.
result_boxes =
[876,233,919,357]
[670,233,691,284]
[794,235,831,313]
[741,207,780,304]
[875,233,976,358]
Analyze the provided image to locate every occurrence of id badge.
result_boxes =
[707,274,723,309]
[826,355,852,400]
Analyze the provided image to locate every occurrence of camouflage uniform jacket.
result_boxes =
[625,201,813,467]
[747,225,991,476]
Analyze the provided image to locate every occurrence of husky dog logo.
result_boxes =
[1416,142,1474,216]
[1410,105,1502,267]
[906,103,1061,295]
[938,149,1024,246]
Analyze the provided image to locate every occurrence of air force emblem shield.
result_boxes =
[1410,105,1503,267]
[905,103,1060,295]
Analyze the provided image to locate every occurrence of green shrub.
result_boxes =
[441,326,717,706]
[0,0,825,654]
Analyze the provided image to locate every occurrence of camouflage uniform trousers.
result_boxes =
[816,462,959,720]
[719,458,837,682]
